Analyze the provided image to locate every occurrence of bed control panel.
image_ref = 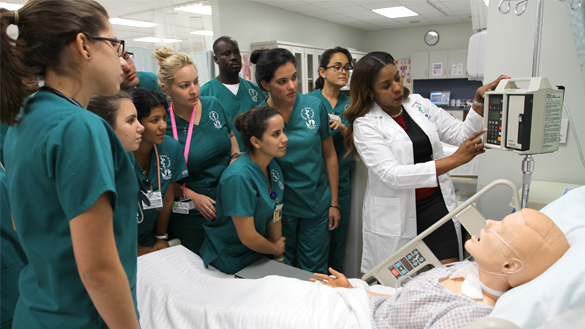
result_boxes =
[388,249,426,278]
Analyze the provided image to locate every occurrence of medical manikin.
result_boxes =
[312,209,570,329]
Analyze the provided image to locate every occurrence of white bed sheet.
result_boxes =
[137,246,377,329]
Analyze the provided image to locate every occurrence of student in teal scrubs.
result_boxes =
[200,36,264,150]
[201,106,288,274]
[1,162,27,329]
[120,50,166,100]
[0,1,141,328]
[153,45,240,255]
[128,87,188,255]
[307,47,353,272]
[250,48,340,273]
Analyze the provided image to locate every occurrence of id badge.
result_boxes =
[328,113,340,121]
[172,197,195,214]
[273,203,283,223]
[142,191,163,210]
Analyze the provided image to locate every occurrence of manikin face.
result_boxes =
[370,64,404,112]
[214,38,242,76]
[465,211,526,274]
[90,22,124,96]
[120,50,139,89]
[164,65,200,109]
[114,98,144,151]
[320,52,351,88]
[251,115,288,158]
[139,105,167,146]
[262,62,297,104]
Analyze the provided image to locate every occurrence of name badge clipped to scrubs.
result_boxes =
[142,191,163,210]
[328,113,340,122]
[172,197,196,214]
[273,203,283,223]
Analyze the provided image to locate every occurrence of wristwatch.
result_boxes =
[155,233,168,240]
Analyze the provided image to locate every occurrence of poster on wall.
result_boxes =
[451,61,463,76]
[239,51,253,81]
[432,62,443,76]
[395,58,411,85]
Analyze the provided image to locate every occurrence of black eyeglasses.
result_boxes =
[123,52,134,64]
[92,36,125,57]
[326,65,352,73]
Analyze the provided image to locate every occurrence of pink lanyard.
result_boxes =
[169,102,197,196]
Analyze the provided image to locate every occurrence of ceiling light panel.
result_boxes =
[190,30,213,36]
[110,18,156,28]
[134,37,182,43]
[175,3,212,15]
[373,6,419,18]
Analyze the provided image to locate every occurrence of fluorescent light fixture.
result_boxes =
[190,30,213,36]
[0,2,23,10]
[483,0,489,6]
[175,3,212,15]
[110,18,156,28]
[373,6,418,18]
[134,37,182,43]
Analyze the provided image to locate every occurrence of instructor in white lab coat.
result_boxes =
[344,52,508,273]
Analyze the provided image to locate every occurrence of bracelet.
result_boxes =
[330,204,340,209]
[274,257,284,262]
[472,100,484,107]
[155,234,168,240]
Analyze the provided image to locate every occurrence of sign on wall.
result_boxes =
[240,51,253,81]
[395,58,412,85]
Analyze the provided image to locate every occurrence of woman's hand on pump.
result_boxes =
[328,207,341,230]
[311,267,354,289]
[476,75,510,99]
[453,128,487,164]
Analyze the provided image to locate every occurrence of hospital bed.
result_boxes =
[137,181,585,329]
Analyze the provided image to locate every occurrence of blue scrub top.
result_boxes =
[200,77,265,150]
[306,90,352,196]
[135,138,188,247]
[136,71,167,102]
[200,152,285,274]
[4,90,139,328]
[259,93,332,218]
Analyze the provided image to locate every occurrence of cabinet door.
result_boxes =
[411,52,429,80]
[291,46,305,94]
[428,51,448,79]
[447,50,467,78]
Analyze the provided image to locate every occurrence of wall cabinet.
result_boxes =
[411,50,468,80]
[251,40,366,93]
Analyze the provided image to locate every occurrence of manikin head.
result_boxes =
[465,208,569,288]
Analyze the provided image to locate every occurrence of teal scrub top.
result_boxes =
[306,90,352,196]
[135,138,188,247]
[200,77,264,150]
[137,71,167,102]
[165,96,232,200]
[259,93,332,218]
[200,152,285,274]
[4,90,139,328]
[1,165,27,329]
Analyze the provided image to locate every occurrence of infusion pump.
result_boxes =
[484,77,564,155]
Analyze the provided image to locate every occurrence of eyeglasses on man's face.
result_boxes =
[92,36,125,57]
[123,52,134,64]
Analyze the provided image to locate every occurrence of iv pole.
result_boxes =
[520,0,545,209]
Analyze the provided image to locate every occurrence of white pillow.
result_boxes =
[489,186,585,329]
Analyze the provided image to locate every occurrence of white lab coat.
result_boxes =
[354,94,483,273]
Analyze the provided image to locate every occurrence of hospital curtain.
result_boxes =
[567,1,585,86]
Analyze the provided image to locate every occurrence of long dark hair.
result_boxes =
[343,51,396,157]
[234,106,282,153]
[315,47,353,90]
[1,0,109,125]
[250,48,296,92]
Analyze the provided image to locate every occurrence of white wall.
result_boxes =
[478,1,585,221]
[363,22,474,58]
[210,0,366,52]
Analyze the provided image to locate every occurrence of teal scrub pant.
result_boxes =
[169,212,205,255]
[328,192,350,273]
[282,210,331,273]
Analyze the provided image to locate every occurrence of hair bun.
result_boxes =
[153,45,174,62]
[250,49,266,65]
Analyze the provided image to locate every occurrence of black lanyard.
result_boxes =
[39,86,83,108]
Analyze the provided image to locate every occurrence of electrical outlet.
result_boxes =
[560,119,569,144]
